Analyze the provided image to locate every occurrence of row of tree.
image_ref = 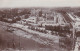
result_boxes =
[0,8,31,18]
[0,8,31,23]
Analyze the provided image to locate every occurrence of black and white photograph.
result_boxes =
[0,0,80,51]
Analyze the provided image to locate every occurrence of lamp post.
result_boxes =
[72,23,75,50]
[72,22,77,51]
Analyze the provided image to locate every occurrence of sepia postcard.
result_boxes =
[0,0,80,51]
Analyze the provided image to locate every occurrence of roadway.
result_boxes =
[0,21,67,51]
[59,12,74,28]
[0,21,53,51]
[60,12,80,51]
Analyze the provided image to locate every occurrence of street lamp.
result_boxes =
[72,22,77,51]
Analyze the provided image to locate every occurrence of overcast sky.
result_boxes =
[0,0,80,8]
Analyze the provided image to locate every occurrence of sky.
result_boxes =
[0,0,80,8]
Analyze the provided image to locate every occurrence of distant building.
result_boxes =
[75,21,80,32]
[21,16,37,24]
